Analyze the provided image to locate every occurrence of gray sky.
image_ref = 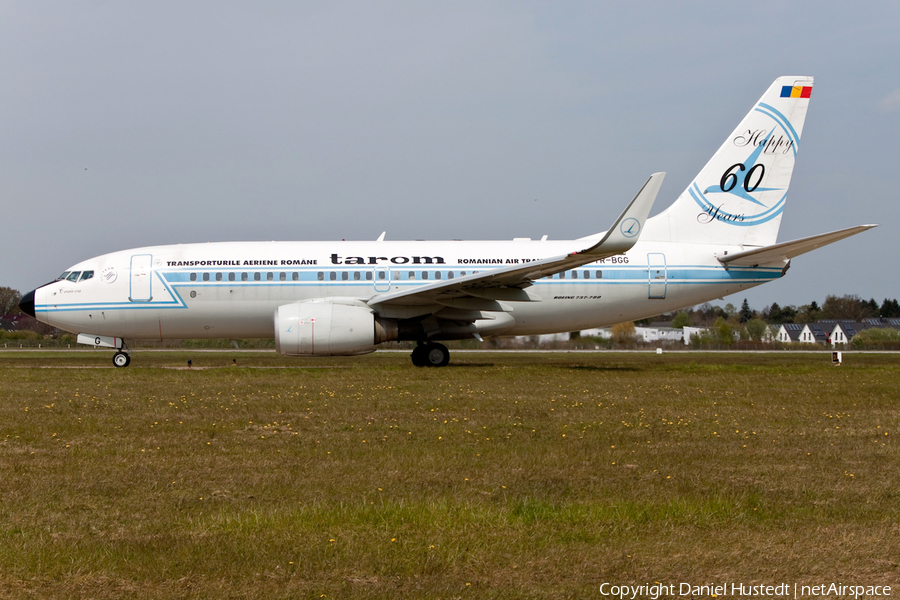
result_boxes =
[2,1,897,311]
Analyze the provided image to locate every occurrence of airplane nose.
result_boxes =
[19,290,36,318]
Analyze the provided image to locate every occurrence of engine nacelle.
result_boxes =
[274,298,397,356]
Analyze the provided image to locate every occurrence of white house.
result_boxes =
[825,321,870,346]
[578,326,685,344]
[775,323,804,343]
[635,326,684,343]
[799,323,829,345]
[682,326,709,345]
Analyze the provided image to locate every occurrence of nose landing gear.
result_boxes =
[112,344,132,368]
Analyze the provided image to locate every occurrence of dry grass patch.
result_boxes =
[0,351,897,598]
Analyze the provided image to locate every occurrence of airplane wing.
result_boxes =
[367,172,665,309]
[717,224,877,267]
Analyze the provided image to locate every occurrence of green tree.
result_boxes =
[672,311,691,328]
[866,298,880,316]
[745,318,769,341]
[695,303,727,326]
[739,298,754,323]
[0,287,21,315]
[851,328,900,348]
[880,298,900,318]
[713,317,735,345]
[763,302,797,324]
[821,295,875,321]
[794,301,821,324]
[610,322,637,345]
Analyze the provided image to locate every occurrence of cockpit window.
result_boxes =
[79,271,94,282]
[66,271,81,282]
[57,271,71,281]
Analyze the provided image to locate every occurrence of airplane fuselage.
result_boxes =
[34,238,780,341]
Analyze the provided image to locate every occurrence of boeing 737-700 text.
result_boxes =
[19,76,875,367]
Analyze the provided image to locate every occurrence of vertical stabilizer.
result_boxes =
[645,76,813,247]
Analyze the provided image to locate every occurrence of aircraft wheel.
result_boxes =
[410,345,427,367]
[424,343,450,367]
[112,352,131,368]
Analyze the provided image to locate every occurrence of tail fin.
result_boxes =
[645,76,813,247]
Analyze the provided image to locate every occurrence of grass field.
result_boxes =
[0,350,897,599]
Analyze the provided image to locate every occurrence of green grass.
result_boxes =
[0,350,898,598]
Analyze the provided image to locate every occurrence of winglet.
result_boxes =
[579,172,665,256]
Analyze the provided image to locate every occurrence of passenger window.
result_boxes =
[422,272,428,280]
[365,272,373,281]
[329,272,336,281]
[241,272,248,281]
[596,270,603,279]
[559,272,565,280]
[267,272,274,281]
[460,271,466,277]
[292,272,299,281]
[341,272,348,281]
[353,271,360,281]
[216,273,223,281]
[254,272,261,281]
[280,272,286,281]
[448,271,454,279]
[317,272,324,281]
[393,271,400,280]
[202,273,210,282]
[571,271,578,279]
[378,271,386,280]
[228,272,235,282]
[80,271,94,282]
[409,271,415,280]
[435,271,442,280]
[190,273,197,282]
[582,270,589,279]
[67,272,81,282]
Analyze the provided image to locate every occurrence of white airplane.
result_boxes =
[20,76,875,367]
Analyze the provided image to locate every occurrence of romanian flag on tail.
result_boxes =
[781,85,812,98]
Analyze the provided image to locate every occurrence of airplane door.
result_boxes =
[373,267,391,292]
[647,253,667,299]
[130,254,153,302]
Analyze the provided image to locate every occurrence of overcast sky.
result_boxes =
[2,1,897,310]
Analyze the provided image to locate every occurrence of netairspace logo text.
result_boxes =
[598,582,891,599]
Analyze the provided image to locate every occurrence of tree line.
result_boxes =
[650,295,900,329]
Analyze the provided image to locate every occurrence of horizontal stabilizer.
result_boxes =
[718,225,877,267]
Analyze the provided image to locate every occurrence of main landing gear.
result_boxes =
[410,342,450,367]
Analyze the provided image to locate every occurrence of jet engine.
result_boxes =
[274,298,397,356]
